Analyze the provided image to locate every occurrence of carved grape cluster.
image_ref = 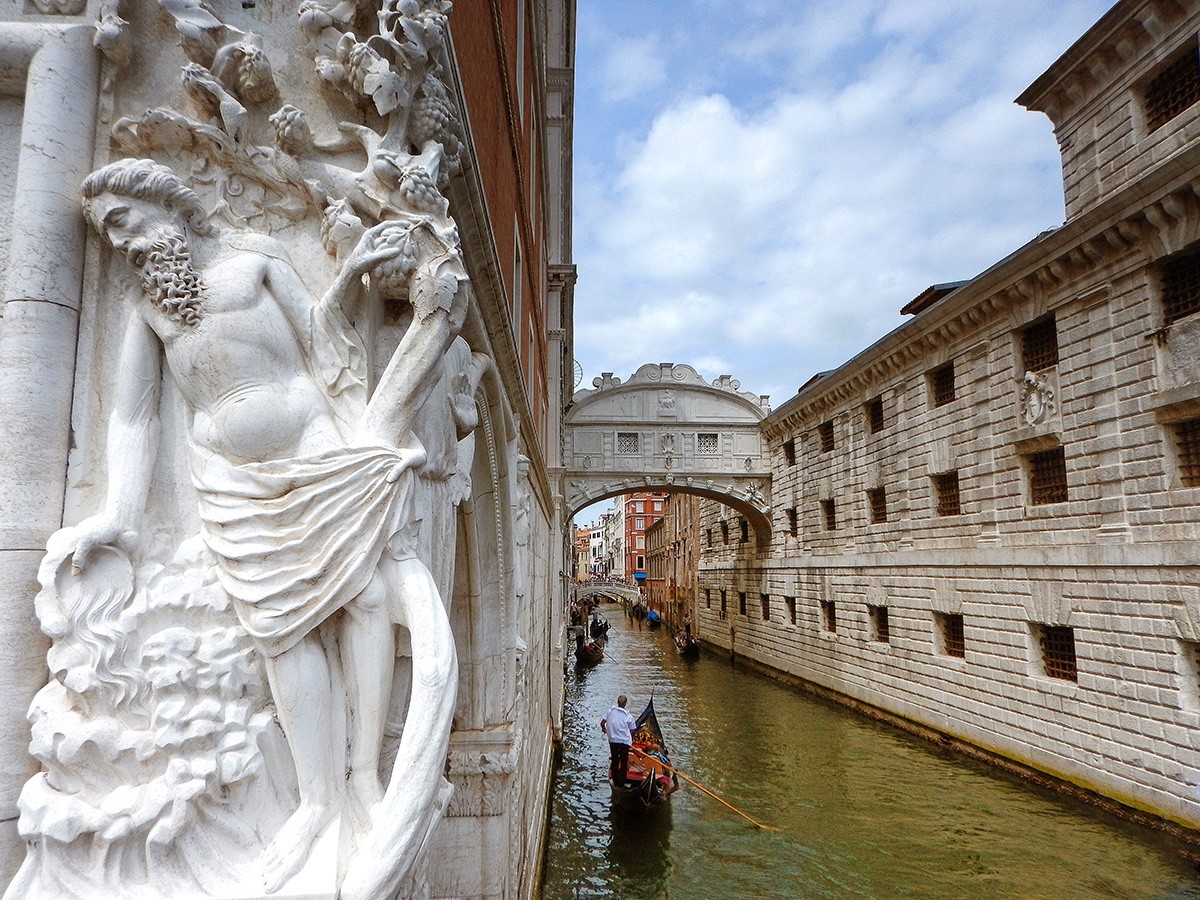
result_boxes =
[369,222,420,298]
[398,164,444,215]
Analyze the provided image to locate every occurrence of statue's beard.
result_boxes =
[139,231,205,327]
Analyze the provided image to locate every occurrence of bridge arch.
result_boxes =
[561,363,773,549]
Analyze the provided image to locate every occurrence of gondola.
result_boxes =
[574,637,604,667]
[589,614,609,640]
[645,609,661,629]
[609,698,678,812]
[674,629,700,660]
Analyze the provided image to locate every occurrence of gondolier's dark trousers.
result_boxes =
[610,741,631,784]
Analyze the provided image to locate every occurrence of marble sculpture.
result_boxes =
[5,1,483,897]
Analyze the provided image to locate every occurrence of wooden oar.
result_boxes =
[630,748,778,831]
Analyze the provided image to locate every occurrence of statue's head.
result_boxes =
[82,158,213,264]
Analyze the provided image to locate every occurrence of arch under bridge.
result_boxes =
[560,363,773,549]
[570,583,641,606]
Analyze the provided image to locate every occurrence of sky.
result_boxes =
[570,0,1118,406]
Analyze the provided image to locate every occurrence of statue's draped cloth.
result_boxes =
[193,445,415,657]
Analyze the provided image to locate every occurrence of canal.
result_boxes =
[541,602,1200,899]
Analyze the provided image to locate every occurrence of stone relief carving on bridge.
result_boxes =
[8,3,487,899]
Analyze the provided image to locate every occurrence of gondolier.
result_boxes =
[600,695,637,785]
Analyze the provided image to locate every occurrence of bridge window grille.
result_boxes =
[937,612,965,658]
[760,593,770,621]
[720,589,727,620]
[1021,316,1059,372]
[616,432,639,454]
[868,487,887,524]
[786,507,798,536]
[739,518,749,543]
[721,521,729,544]
[1027,446,1068,505]
[1174,417,1200,486]
[783,438,796,465]
[1145,40,1200,131]
[697,432,719,454]
[738,591,747,616]
[785,596,796,625]
[820,600,837,634]
[933,471,961,517]
[1035,624,1078,682]
[869,605,890,643]
[818,420,835,452]
[866,396,885,434]
[1161,245,1200,326]
[929,362,955,407]
[821,499,837,531]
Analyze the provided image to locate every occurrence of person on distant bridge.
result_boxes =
[601,695,637,785]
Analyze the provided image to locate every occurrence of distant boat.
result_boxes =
[609,698,678,812]
[590,614,610,640]
[574,638,603,667]
[674,630,700,660]
[645,609,661,629]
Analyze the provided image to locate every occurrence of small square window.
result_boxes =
[1145,40,1200,132]
[1175,418,1200,487]
[697,432,719,454]
[1027,446,1068,505]
[786,507,798,537]
[820,499,837,531]
[820,600,837,634]
[1162,245,1200,327]
[868,487,888,524]
[933,471,961,517]
[936,612,965,658]
[929,362,955,407]
[617,432,639,454]
[783,438,796,466]
[738,591,747,616]
[1021,316,1059,373]
[868,605,890,643]
[784,596,796,625]
[1035,624,1078,682]
[865,396,885,434]
[760,593,770,621]
[818,420,835,452]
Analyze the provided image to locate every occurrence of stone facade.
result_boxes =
[698,0,1200,833]
[646,492,701,630]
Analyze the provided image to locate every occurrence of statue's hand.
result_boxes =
[346,221,416,277]
[67,515,135,574]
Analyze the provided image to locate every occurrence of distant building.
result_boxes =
[646,494,701,627]
[698,0,1200,834]
[622,492,667,583]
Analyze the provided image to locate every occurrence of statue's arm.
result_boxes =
[72,315,162,565]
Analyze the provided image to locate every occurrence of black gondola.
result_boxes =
[590,614,609,640]
[609,698,678,812]
[575,638,604,666]
[674,630,700,660]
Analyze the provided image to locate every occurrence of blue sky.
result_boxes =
[570,0,1117,406]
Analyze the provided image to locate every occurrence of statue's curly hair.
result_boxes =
[82,158,215,236]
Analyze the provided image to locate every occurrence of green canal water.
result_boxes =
[540,604,1200,899]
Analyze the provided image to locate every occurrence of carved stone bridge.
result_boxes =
[561,364,773,548]
[570,583,641,605]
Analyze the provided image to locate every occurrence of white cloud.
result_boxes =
[599,35,668,102]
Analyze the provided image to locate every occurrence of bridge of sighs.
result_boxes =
[560,363,773,548]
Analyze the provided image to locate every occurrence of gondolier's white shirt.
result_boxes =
[603,705,637,745]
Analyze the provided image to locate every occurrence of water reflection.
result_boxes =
[542,603,1200,899]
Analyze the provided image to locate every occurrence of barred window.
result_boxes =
[738,591,747,616]
[930,362,955,407]
[818,420,835,452]
[705,589,711,608]
[866,396,885,434]
[868,486,888,524]
[933,471,961,517]
[785,595,796,625]
[739,518,749,543]
[719,589,727,620]
[1021,316,1059,372]
[1175,417,1200,487]
[705,528,712,547]
[937,612,965,658]
[786,507,798,537]
[1161,246,1200,326]
[721,521,729,544]
[820,600,837,634]
[1145,41,1200,132]
[821,498,837,531]
[616,432,639,454]
[782,438,796,465]
[869,605,890,643]
[760,593,770,621]
[1036,625,1078,682]
[697,432,719,454]
[1028,446,1068,505]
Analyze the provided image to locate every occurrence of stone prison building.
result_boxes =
[696,0,1200,833]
